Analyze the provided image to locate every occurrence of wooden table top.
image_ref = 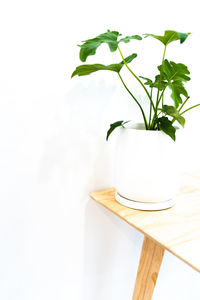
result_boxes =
[90,172,200,272]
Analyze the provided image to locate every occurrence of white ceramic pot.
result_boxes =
[114,123,181,210]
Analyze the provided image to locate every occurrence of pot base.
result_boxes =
[115,192,175,211]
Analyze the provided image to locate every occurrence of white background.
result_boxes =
[0,0,200,299]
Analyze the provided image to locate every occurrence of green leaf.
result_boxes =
[159,60,190,82]
[161,105,185,127]
[158,116,176,141]
[144,30,191,45]
[157,60,190,107]
[168,81,188,108]
[119,35,142,44]
[106,120,124,141]
[179,32,191,43]
[139,76,154,86]
[140,75,167,90]
[71,53,137,77]
[79,30,121,62]
[175,115,185,127]
[140,58,191,94]
[78,30,142,62]
[161,105,177,115]
[123,53,138,64]
[71,63,121,77]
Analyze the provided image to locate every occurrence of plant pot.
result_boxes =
[114,123,181,211]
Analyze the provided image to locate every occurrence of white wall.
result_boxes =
[0,0,200,299]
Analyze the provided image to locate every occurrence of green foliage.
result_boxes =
[158,116,176,141]
[106,121,124,141]
[160,105,185,127]
[140,60,190,108]
[72,29,199,141]
[168,81,188,108]
[144,30,190,45]
[78,30,142,62]
[119,35,142,43]
[161,60,190,107]
[71,53,137,77]
[140,75,167,91]
[160,60,190,82]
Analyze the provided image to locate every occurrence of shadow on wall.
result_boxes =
[83,199,143,300]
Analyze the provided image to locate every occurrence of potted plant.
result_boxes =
[71,30,200,210]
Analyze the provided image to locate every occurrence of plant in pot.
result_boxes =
[71,30,200,211]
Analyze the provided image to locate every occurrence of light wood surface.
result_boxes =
[90,171,200,272]
[132,236,164,300]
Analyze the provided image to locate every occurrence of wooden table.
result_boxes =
[90,172,200,300]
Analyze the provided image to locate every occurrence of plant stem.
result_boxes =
[178,96,190,112]
[149,87,153,127]
[118,73,149,129]
[179,103,200,115]
[150,45,167,130]
[155,45,167,106]
[158,88,165,104]
[117,46,155,112]
[156,73,178,111]
[162,92,164,107]
[162,45,167,68]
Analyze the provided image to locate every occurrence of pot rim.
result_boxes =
[123,122,160,132]
[123,122,179,134]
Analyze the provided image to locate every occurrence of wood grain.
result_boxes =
[90,172,200,272]
[132,236,164,300]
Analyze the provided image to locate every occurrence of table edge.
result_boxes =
[90,189,200,273]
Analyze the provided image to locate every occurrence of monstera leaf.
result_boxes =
[78,30,142,62]
[71,53,137,77]
[159,60,190,82]
[160,105,185,127]
[140,60,190,97]
[144,30,190,45]
[158,60,190,107]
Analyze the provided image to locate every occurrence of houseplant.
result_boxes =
[71,30,200,210]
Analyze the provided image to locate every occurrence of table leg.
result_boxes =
[132,236,165,300]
